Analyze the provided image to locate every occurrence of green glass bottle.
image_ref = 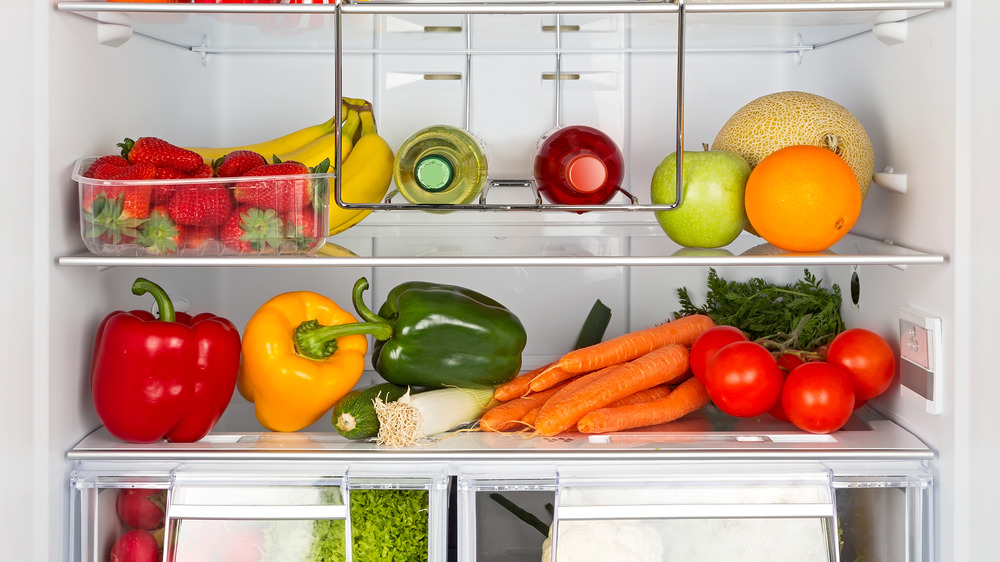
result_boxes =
[392,125,489,207]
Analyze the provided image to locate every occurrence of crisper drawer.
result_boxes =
[70,461,449,562]
[459,462,933,562]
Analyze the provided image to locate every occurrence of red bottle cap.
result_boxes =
[566,154,607,193]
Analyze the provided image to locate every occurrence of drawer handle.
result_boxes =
[542,73,581,81]
[423,73,463,81]
[424,25,463,33]
[542,25,582,33]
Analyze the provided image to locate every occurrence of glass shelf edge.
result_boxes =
[56,234,946,268]
[56,1,948,16]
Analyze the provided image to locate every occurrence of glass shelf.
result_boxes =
[67,405,933,463]
[57,1,946,55]
[57,227,945,268]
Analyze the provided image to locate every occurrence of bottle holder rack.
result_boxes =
[331,0,689,213]
[364,179,646,213]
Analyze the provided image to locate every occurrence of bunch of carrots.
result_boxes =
[481,314,716,436]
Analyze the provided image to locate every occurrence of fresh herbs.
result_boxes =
[675,268,844,353]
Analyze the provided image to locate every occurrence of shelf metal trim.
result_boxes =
[57,255,946,270]
[67,448,936,463]
[57,1,948,17]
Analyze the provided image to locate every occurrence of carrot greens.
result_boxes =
[674,268,843,353]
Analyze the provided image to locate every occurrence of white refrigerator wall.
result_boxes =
[4,2,999,561]
[959,0,1000,559]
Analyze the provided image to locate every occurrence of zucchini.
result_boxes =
[332,382,408,439]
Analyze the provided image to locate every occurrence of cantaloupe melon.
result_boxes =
[711,91,874,200]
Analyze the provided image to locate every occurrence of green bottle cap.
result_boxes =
[414,155,454,192]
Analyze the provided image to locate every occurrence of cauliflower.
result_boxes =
[540,520,664,562]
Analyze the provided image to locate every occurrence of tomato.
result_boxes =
[781,362,855,433]
[689,326,749,385]
[825,328,896,401]
[768,399,790,421]
[704,341,783,417]
[767,354,803,421]
[776,352,805,373]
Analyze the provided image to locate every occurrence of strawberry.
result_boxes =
[81,185,153,245]
[215,150,267,178]
[153,164,215,204]
[80,162,156,234]
[83,155,129,179]
[119,136,205,174]
[178,223,219,252]
[190,163,214,178]
[282,208,320,251]
[151,166,186,204]
[135,206,180,255]
[220,206,285,253]
[107,161,158,183]
[168,185,233,226]
[233,161,314,212]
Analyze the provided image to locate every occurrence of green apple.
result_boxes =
[650,149,751,248]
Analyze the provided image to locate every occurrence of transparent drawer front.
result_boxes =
[71,472,172,562]
[458,476,558,562]
[72,463,451,562]
[834,472,934,562]
[459,465,851,562]
[166,475,347,562]
[345,464,451,562]
[552,466,838,562]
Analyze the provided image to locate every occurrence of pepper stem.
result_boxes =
[352,277,391,324]
[131,277,175,323]
[294,319,393,361]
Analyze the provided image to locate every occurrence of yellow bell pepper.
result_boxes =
[238,291,392,432]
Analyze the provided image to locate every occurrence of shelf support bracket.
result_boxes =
[96,12,133,48]
[873,20,908,46]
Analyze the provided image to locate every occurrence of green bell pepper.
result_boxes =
[352,277,527,388]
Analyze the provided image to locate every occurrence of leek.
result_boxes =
[374,387,494,447]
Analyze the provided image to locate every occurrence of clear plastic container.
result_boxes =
[73,157,330,256]
[392,125,490,208]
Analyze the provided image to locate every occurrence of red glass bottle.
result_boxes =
[532,125,625,207]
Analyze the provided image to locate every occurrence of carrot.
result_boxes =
[577,376,710,434]
[494,362,554,402]
[520,407,540,427]
[604,385,672,408]
[557,314,714,374]
[535,363,621,414]
[536,343,690,437]
[480,381,570,432]
[527,364,576,394]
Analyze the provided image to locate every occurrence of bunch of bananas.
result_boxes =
[183,97,394,236]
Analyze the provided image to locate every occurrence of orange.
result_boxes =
[744,145,862,252]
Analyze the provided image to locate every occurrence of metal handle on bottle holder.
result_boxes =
[671,0,686,212]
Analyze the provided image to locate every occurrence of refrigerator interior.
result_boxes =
[7,1,1000,561]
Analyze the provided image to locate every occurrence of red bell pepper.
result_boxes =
[90,277,242,443]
